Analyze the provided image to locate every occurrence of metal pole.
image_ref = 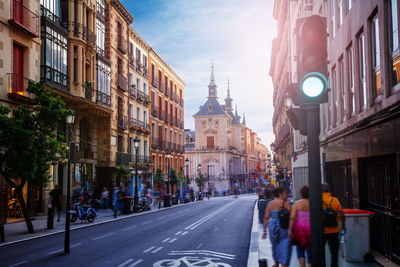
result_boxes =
[167,157,170,194]
[306,104,325,266]
[64,128,73,254]
[134,147,139,211]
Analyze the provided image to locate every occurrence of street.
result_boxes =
[0,195,256,267]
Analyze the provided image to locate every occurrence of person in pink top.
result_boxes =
[289,185,311,267]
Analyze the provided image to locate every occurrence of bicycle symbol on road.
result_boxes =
[153,250,235,267]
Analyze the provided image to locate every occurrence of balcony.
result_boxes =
[7,73,34,101]
[180,98,184,107]
[178,119,184,129]
[151,106,159,117]
[118,36,127,54]
[151,137,159,149]
[71,22,95,46]
[118,114,127,130]
[151,79,158,89]
[85,81,93,100]
[96,4,105,19]
[136,61,143,73]
[129,56,135,68]
[173,93,179,103]
[165,87,170,96]
[160,110,166,120]
[158,81,164,92]
[129,85,136,98]
[116,152,130,166]
[9,0,39,37]
[96,90,111,106]
[172,116,177,125]
[143,68,148,78]
[117,73,127,91]
[172,143,177,151]
[40,5,67,30]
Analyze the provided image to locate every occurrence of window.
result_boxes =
[331,0,336,37]
[371,15,381,98]
[41,26,68,87]
[136,78,141,92]
[338,0,343,26]
[136,48,141,64]
[143,55,148,70]
[95,19,105,56]
[358,33,367,110]
[143,82,147,95]
[144,141,148,157]
[207,136,214,149]
[143,110,147,124]
[137,107,141,122]
[129,104,133,120]
[96,0,105,17]
[390,0,400,88]
[348,46,355,115]
[96,60,111,104]
[151,64,155,83]
[129,42,134,62]
[164,75,168,91]
[346,0,352,12]
[332,67,337,126]
[40,0,62,23]
[339,57,345,121]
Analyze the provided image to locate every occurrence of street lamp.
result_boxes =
[133,137,140,211]
[185,159,189,189]
[166,151,171,194]
[64,110,75,254]
[197,164,202,193]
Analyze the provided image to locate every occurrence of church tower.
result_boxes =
[224,79,233,113]
[208,63,218,99]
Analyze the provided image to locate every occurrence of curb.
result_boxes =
[247,200,259,266]
[0,200,200,248]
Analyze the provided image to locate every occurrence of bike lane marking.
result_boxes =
[151,247,163,254]
[174,231,182,235]
[141,220,153,225]
[7,260,28,267]
[143,246,155,253]
[128,259,143,266]
[162,238,170,243]
[117,259,133,267]
[169,238,178,243]
[93,232,115,240]
[121,225,137,231]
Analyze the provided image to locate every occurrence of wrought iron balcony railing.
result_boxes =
[40,5,67,29]
[118,36,127,54]
[136,61,143,73]
[71,22,95,46]
[151,79,158,88]
[151,106,159,117]
[143,68,148,78]
[118,114,127,130]
[129,56,135,67]
[96,90,111,106]
[7,73,34,100]
[10,0,39,37]
[117,73,127,91]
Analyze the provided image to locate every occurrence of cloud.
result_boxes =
[123,0,277,145]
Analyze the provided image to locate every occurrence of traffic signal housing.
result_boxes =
[296,15,328,105]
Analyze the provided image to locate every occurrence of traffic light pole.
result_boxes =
[305,104,326,267]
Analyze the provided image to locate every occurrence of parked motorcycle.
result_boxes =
[136,194,151,211]
[69,200,97,223]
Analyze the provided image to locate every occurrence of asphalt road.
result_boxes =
[0,194,256,267]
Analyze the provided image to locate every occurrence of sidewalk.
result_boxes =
[248,201,383,267]
[0,200,182,247]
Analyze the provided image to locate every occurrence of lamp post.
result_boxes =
[133,137,140,211]
[166,151,171,194]
[64,110,75,254]
[197,164,202,193]
[185,159,189,189]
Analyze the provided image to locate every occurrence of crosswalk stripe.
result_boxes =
[143,246,155,253]
[128,259,143,267]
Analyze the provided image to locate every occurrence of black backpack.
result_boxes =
[322,198,338,227]
[278,200,290,229]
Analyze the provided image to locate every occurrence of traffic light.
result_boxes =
[296,15,328,105]
[286,106,307,135]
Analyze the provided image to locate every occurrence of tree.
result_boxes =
[195,175,205,192]
[114,164,130,186]
[154,168,164,192]
[170,169,178,193]
[0,81,71,233]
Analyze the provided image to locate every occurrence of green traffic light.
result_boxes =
[301,72,328,98]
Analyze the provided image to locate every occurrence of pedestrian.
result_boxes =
[289,185,311,267]
[262,186,292,267]
[101,187,109,210]
[113,186,120,218]
[81,190,89,206]
[321,183,345,267]
[49,185,62,222]
[118,187,125,214]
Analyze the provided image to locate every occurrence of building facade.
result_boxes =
[149,48,185,192]
[271,0,400,263]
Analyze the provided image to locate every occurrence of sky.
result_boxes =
[122,0,277,149]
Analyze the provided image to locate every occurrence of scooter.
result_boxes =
[136,194,151,211]
[69,200,97,223]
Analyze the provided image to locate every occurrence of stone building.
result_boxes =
[271,0,400,263]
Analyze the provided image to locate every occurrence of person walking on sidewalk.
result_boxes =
[49,185,62,222]
[101,187,109,210]
[289,185,311,267]
[113,186,120,218]
[322,183,345,267]
[262,186,292,267]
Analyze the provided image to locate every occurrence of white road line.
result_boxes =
[214,228,218,231]
[162,238,170,243]
[48,248,63,255]
[117,259,133,267]
[93,232,115,240]
[152,247,163,253]
[181,231,188,235]
[175,231,182,235]
[121,225,137,231]
[143,246,155,253]
[128,259,143,267]
[141,220,153,225]
[70,243,82,248]
[8,261,28,267]
[185,202,236,230]
[169,238,178,243]
[195,243,203,249]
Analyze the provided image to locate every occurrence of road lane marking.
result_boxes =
[195,243,203,249]
[48,248,63,255]
[169,238,178,243]
[70,243,82,248]
[152,247,163,253]
[121,225,137,231]
[93,232,115,240]
[175,231,182,235]
[128,259,143,266]
[141,220,153,225]
[181,231,188,235]
[8,261,28,267]
[214,228,218,231]
[162,238,170,242]
[185,202,236,230]
[143,246,155,253]
[117,259,133,267]
[168,250,236,260]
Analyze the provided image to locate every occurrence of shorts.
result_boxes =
[296,246,311,264]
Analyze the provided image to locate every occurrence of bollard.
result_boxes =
[258,258,268,267]
[47,201,54,229]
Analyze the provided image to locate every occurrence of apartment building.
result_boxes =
[0,0,41,218]
[271,0,400,263]
[149,49,185,187]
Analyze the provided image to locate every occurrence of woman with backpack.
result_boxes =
[262,186,292,267]
[289,185,311,267]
